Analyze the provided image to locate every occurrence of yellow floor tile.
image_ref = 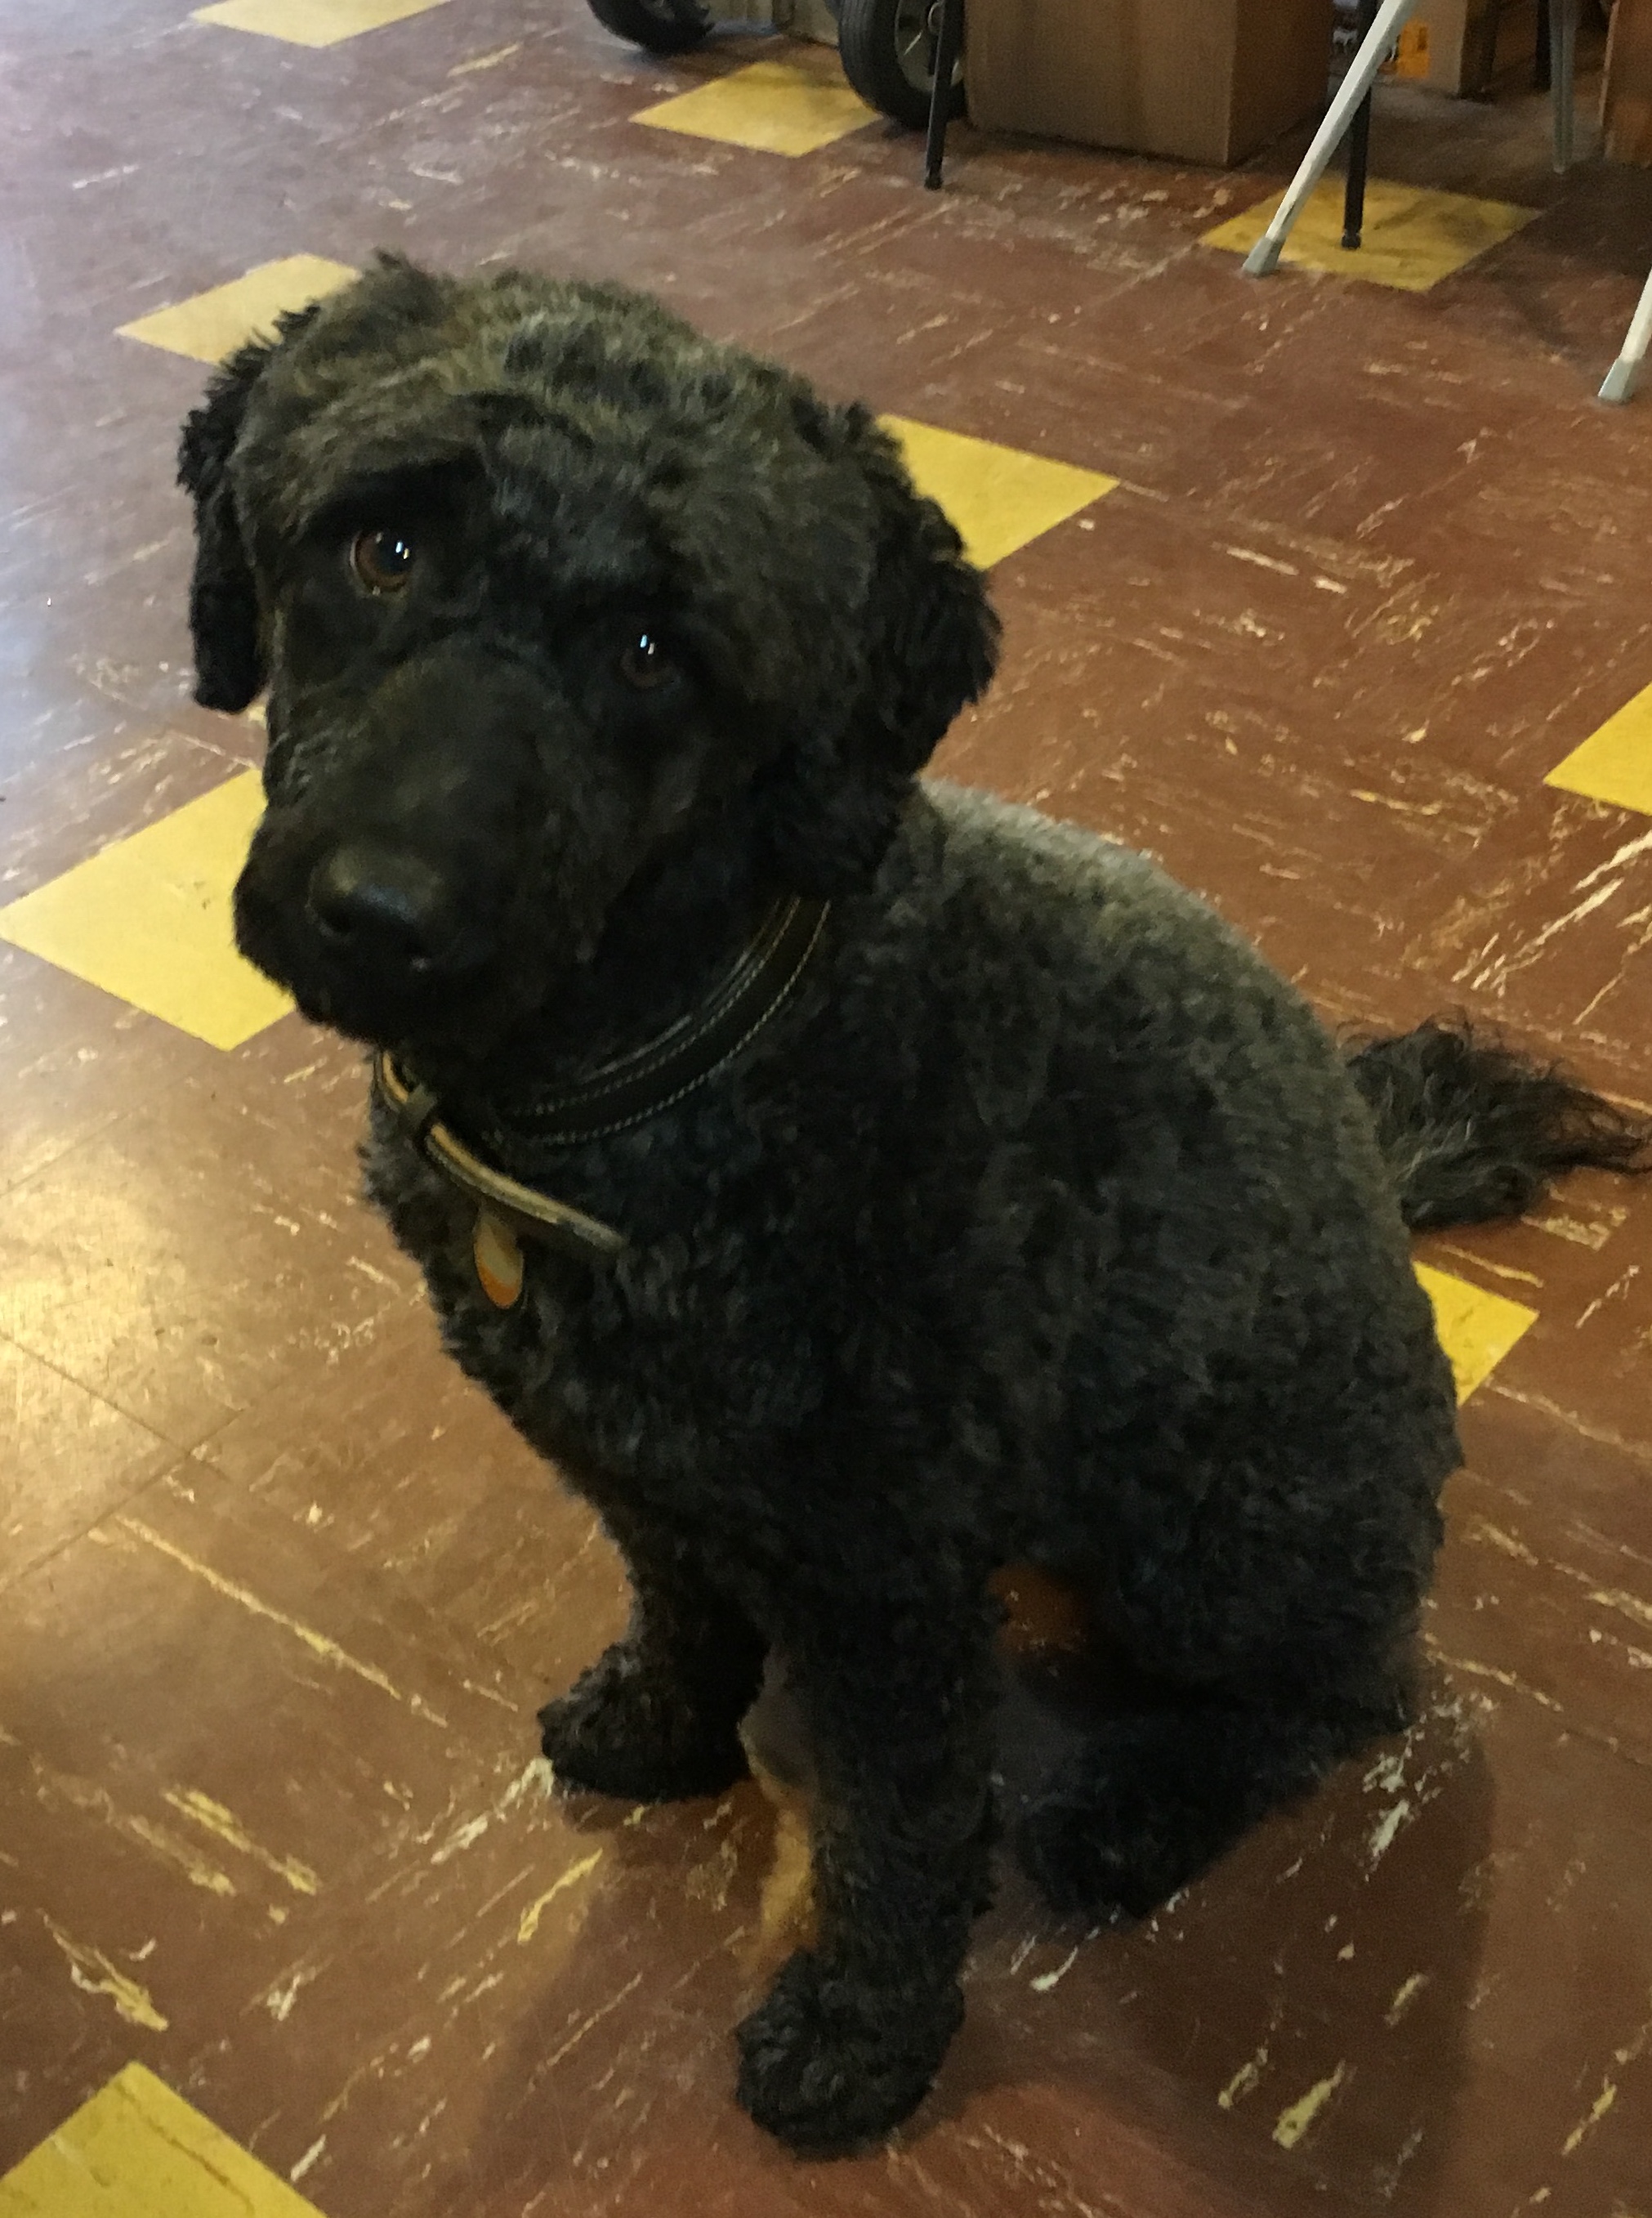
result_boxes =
[1200,178,1536,293]
[193,0,447,47]
[118,257,357,365]
[1545,679,1652,816]
[882,416,1118,570]
[0,771,290,1052]
[1415,1262,1537,1401]
[634,60,876,157]
[0,2063,324,2216]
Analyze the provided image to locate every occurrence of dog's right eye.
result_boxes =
[618,631,675,692]
[350,528,417,595]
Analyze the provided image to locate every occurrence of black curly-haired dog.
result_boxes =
[180,254,1647,2155]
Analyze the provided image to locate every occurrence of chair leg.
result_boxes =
[1243,0,1420,276]
[1342,0,1381,248]
[1551,0,1577,170]
[1536,0,1552,87]
[1473,0,1504,96]
[1600,262,1652,404]
[923,0,964,191]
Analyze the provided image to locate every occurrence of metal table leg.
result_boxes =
[923,0,964,190]
[1552,0,1578,171]
[1473,0,1505,96]
[1342,0,1381,248]
[1243,0,1420,276]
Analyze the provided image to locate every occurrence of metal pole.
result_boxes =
[1243,0,1419,276]
[923,0,964,191]
[1342,0,1381,248]
[1551,0,1577,172]
[1473,0,1504,96]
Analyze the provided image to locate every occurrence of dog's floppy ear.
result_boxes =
[176,302,320,712]
[757,402,1001,892]
[844,404,1000,779]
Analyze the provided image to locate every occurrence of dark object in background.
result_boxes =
[964,0,1337,167]
[1341,0,1382,247]
[837,0,966,129]
[586,0,712,53]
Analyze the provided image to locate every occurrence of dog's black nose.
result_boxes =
[307,845,457,972]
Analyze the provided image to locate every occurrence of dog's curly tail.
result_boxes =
[1343,1016,1652,1231]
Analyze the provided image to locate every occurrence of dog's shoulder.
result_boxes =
[816,777,1362,1159]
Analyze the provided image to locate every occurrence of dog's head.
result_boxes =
[181,255,998,1059]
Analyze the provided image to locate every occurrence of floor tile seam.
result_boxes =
[0,1317,176,1435]
[0,1465,194,1603]
[0,1110,129,1206]
[1426,1638,1652,1778]
[0,1028,217,1209]
[0,736,262,883]
[0,1338,186,1599]
[0,1296,283,1469]
[1480,1380,1652,1472]
[985,476,1451,593]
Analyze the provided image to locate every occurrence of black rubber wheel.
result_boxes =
[837,0,965,130]
[587,0,713,56]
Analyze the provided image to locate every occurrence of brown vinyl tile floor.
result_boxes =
[2,4,1652,2213]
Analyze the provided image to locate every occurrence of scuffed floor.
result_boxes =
[2,3,1652,2212]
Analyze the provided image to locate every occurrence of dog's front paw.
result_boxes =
[538,1641,749,1803]
[734,1950,963,2155]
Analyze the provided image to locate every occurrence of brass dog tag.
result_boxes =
[473,1208,525,1308]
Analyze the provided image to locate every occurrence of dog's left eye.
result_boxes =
[618,632,675,691]
[350,528,417,595]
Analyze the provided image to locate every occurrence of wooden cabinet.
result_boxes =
[1605,0,1652,162]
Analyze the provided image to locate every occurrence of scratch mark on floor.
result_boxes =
[263,1964,319,2023]
[518,1849,604,1943]
[1466,1518,1540,1567]
[1219,2042,1270,2108]
[1386,1971,1432,2026]
[1561,2075,1617,2154]
[1435,1652,1565,1714]
[431,1815,492,1867]
[1273,2060,1350,2149]
[1576,1264,1641,1332]
[1366,1798,1413,1869]
[1433,1241,1542,1287]
[26,1758,237,1897]
[1522,1205,1627,1250]
[1471,880,1624,995]
[1030,1940,1085,1993]
[118,1517,411,1707]
[164,1786,320,1894]
[46,1917,167,2030]
[542,1972,645,2073]
[1577,827,1652,892]
[449,42,520,74]
[1584,1583,1652,1637]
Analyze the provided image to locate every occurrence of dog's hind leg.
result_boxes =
[1015,1652,1410,1918]
[538,1501,766,1803]
[1019,1413,1445,1918]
